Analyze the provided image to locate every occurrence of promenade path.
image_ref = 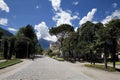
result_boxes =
[0,55,119,80]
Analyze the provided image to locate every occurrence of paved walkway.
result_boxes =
[0,55,120,80]
[0,55,93,80]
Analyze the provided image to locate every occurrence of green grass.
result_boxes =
[108,61,120,65]
[52,56,64,61]
[0,59,22,69]
[116,62,120,65]
[56,58,64,61]
[85,64,116,72]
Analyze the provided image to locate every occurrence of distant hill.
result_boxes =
[0,27,14,37]
[39,38,51,50]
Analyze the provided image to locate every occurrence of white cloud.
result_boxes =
[112,3,117,8]
[0,0,9,12]
[102,10,120,24]
[92,21,98,24]
[0,18,8,26]
[74,27,78,32]
[49,0,79,26]
[8,27,17,32]
[79,8,97,25]
[49,0,61,11]
[34,21,57,42]
[73,1,79,6]
[53,9,79,26]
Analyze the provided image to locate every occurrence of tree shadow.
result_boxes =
[116,68,120,72]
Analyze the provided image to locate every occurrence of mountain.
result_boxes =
[0,27,14,37]
[39,38,51,50]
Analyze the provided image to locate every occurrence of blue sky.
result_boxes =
[0,0,120,41]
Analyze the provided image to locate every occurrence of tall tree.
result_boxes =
[3,38,8,59]
[96,27,110,69]
[17,25,38,45]
[0,30,4,46]
[106,19,120,69]
[79,21,96,64]
[63,32,78,61]
[8,37,16,59]
[49,24,74,57]
[16,24,38,58]
[78,21,103,64]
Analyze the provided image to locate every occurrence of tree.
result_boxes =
[0,30,4,39]
[49,24,74,57]
[16,24,39,58]
[77,22,104,64]
[63,32,78,61]
[105,19,120,69]
[8,37,16,59]
[78,21,96,64]
[0,30,4,46]
[3,38,8,59]
[17,25,38,45]
[96,27,110,69]
[15,36,33,58]
[36,43,43,55]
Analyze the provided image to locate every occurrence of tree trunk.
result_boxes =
[112,52,116,69]
[104,53,107,69]
[4,40,8,59]
[112,38,117,69]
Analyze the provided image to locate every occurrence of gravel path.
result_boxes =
[0,55,120,80]
[0,55,93,80]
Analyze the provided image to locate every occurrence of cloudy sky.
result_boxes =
[0,0,120,42]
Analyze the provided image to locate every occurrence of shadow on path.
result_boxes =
[116,68,120,72]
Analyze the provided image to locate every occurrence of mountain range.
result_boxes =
[39,38,51,50]
[0,27,14,37]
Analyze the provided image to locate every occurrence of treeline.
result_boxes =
[49,19,120,69]
[0,25,43,59]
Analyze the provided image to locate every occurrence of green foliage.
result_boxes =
[52,56,64,61]
[105,19,120,68]
[15,24,40,58]
[47,49,53,57]
[3,38,9,59]
[49,24,74,36]
[36,43,43,55]
[0,59,22,69]
[49,24,74,58]
[8,36,16,59]
[15,36,33,58]
[0,30,4,39]
[16,25,38,45]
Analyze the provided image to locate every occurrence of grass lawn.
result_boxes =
[108,61,120,65]
[85,64,116,72]
[52,56,64,61]
[0,59,22,69]
[56,58,64,61]
[116,62,120,65]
